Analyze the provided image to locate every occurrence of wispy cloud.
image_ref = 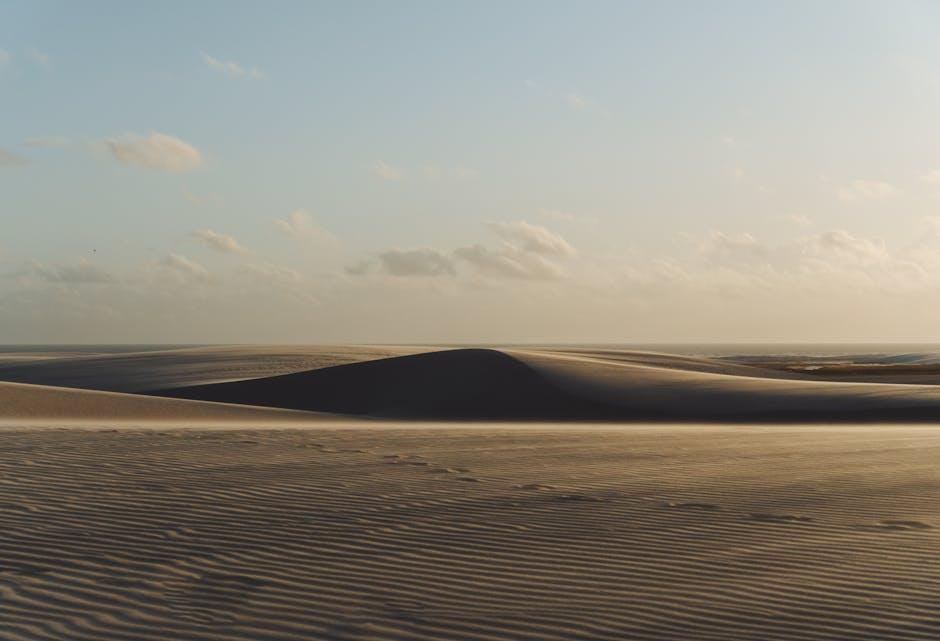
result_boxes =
[106,133,202,172]
[274,209,338,246]
[160,253,209,281]
[191,229,249,255]
[31,259,113,284]
[488,220,576,258]
[201,51,262,79]
[0,50,10,67]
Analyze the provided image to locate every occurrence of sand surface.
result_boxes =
[3,423,940,640]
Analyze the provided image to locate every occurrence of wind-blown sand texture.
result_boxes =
[3,424,940,640]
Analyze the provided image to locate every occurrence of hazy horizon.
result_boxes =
[8,1,940,343]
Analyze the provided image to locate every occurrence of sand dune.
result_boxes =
[0,344,425,392]
[154,347,940,421]
[0,380,326,424]
[4,423,940,640]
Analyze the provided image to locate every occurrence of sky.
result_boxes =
[6,1,940,343]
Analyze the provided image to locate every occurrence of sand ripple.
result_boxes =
[2,424,940,640]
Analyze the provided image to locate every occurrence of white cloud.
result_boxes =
[0,149,27,166]
[191,229,249,255]
[787,214,812,227]
[160,253,209,280]
[372,160,403,181]
[31,259,113,284]
[923,169,940,183]
[28,48,50,68]
[837,179,898,201]
[274,209,337,245]
[106,133,202,172]
[201,51,262,79]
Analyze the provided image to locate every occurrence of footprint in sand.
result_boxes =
[163,526,195,540]
[555,493,604,502]
[515,483,555,490]
[857,520,933,532]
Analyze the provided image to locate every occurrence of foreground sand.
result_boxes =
[3,423,940,640]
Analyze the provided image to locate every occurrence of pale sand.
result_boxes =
[3,423,940,640]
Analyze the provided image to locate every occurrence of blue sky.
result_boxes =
[6,1,940,342]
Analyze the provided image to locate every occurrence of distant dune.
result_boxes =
[153,347,940,421]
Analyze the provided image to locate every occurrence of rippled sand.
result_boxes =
[3,423,940,640]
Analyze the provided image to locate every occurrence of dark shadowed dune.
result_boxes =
[154,348,940,421]
[155,349,627,419]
